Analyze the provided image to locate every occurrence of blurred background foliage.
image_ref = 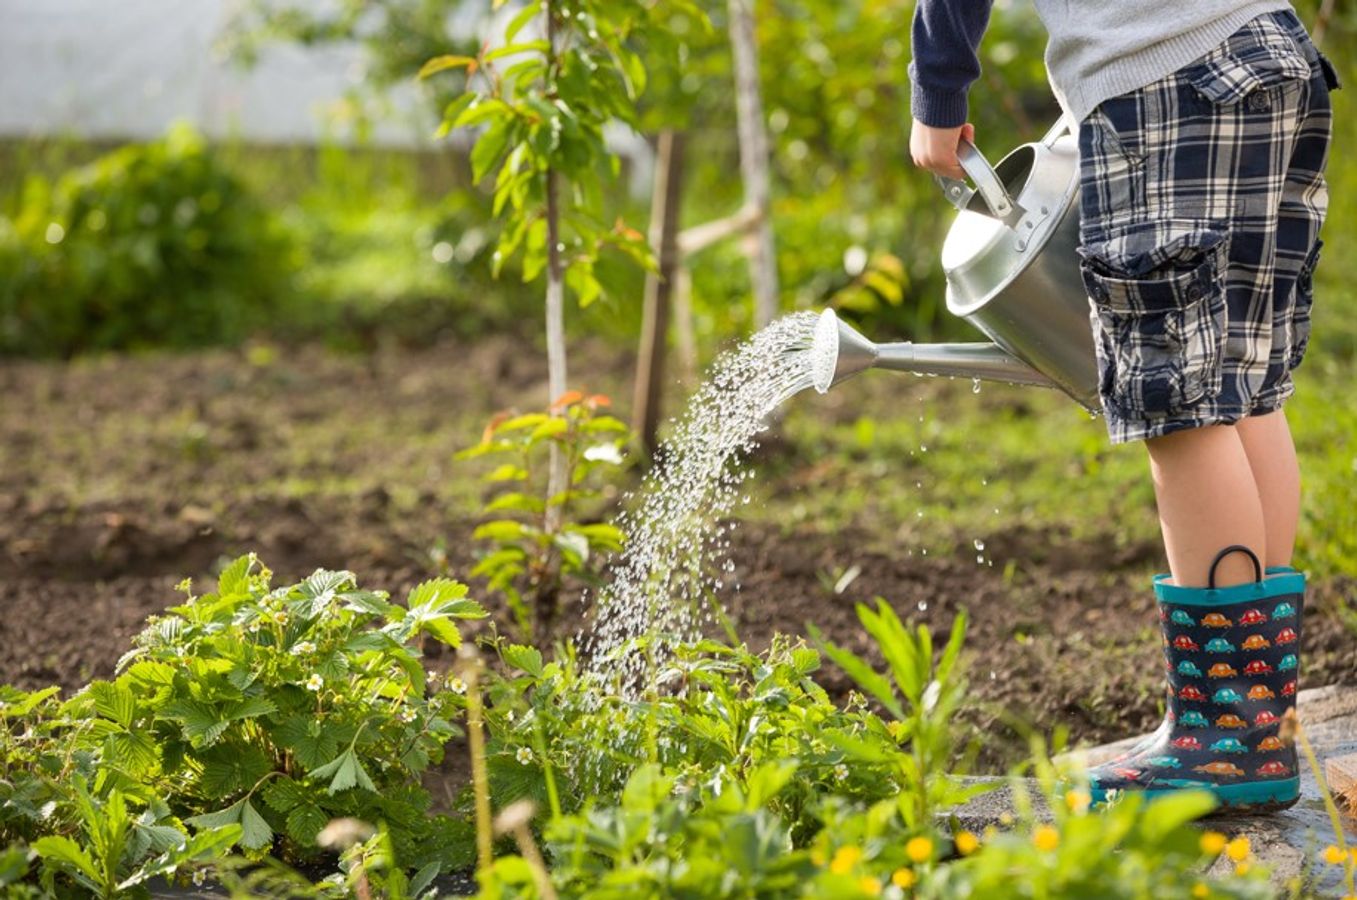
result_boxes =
[0,0,1351,361]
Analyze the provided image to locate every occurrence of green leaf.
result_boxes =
[418,55,477,79]
[406,577,469,609]
[473,520,526,542]
[310,749,376,794]
[0,685,60,718]
[240,799,274,851]
[32,836,101,890]
[504,3,540,41]
[106,731,160,775]
[89,680,137,728]
[495,413,549,433]
[483,41,549,62]
[341,590,393,617]
[807,623,905,720]
[161,698,230,747]
[1139,790,1217,841]
[275,715,339,770]
[217,555,255,596]
[528,417,568,442]
[472,118,513,183]
[285,803,328,847]
[484,492,545,514]
[501,644,544,678]
[487,463,528,482]
[261,777,308,814]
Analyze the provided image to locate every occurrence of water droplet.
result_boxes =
[917,601,928,611]
[921,548,928,556]
[976,554,985,564]
[973,539,985,551]
[920,444,928,453]
[989,670,997,681]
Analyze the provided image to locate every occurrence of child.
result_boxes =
[908,2,1337,811]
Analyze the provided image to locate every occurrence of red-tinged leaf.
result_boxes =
[550,390,584,412]
[586,394,611,408]
[482,410,514,443]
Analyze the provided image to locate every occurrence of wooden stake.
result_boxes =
[632,130,686,456]
[727,0,779,328]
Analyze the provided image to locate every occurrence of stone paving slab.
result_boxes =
[949,685,1357,896]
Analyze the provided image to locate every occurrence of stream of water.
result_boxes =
[579,311,824,688]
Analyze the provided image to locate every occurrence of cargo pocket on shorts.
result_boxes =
[1186,20,1311,108]
[1079,230,1230,419]
[1289,238,1322,371]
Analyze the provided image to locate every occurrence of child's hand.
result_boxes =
[910,120,976,180]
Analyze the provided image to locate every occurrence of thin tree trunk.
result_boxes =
[1312,0,1335,48]
[673,264,697,386]
[543,0,567,530]
[727,0,779,328]
[544,165,568,529]
[633,130,686,456]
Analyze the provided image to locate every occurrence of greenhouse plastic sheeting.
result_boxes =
[0,0,432,146]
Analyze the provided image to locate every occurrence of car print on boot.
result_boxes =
[1281,679,1297,696]
[1275,627,1298,644]
[1238,608,1268,626]
[1172,735,1203,750]
[1173,635,1200,651]
[1178,711,1210,728]
[1145,756,1181,768]
[1212,688,1243,704]
[1208,663,1237,678]
[1215,714,1248,729]
[1256,736,1286,752]
[1256,761,1291,777]
[1278,654,1299,671]
[1179,685,1207,701]
[1243,660,1274,676]
[1254,710,1279,726]
[1247,685,1276,700]
[1241,634,1271,650]
[1272,602,1296,620]
[1200,612,1233,628]
[1209,738,1248,754]
[1194,761,1245,777]
[1170,609,1195,626]
[1178,661,1204,677]
[1204,638,1235,653]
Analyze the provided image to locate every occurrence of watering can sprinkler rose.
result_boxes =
[812,119,1101,411]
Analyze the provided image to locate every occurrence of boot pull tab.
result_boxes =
[1207,545,1263,589]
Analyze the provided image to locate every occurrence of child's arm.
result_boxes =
[908,0,994,178]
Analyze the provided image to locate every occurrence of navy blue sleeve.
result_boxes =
[908,0,995,128]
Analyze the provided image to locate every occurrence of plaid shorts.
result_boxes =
[1077,10,1337,444]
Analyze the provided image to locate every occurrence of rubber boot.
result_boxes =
[1088,546,1304,813]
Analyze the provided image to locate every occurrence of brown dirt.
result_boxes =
[2,337,1354,774]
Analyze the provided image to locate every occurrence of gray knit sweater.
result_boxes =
[910,0,1295,127]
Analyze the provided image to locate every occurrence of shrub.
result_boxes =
[0,124,296,356]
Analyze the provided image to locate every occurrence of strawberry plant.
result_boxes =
[460,391,628,637]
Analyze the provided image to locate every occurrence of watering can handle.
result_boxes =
[934,139,1014,218]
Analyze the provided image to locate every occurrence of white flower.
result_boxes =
[583,443,624,465]
[516,747,533,766]
[291,641,316,655]
[506,709,516,724]
[305,674,324,692]
[834,763,850,782]
[247,621,261,634]
[192,869,205,886]
[397,707,417,723]
[447,676,466,695]
[273,610,289,626]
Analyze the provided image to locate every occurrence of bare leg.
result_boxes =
[1145,424,1267,587]
[1235,409,1301,569]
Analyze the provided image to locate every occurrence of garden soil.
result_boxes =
[2,337,1354,775]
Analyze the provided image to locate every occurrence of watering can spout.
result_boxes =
[811,309,1060,395]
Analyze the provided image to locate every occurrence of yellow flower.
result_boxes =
[1323,845,1347,866]
[1064,790,1090,813]
[1033,825,1060,852]
[857,876,882,896]
[954,831,980,856]
[1235,861,1252,876]
[1225,836,1250,862]
[891,868,916,889]
[810,848,826,867]
[1199,831,1227,855]
[905,836,934,864]
[1192,884,1209,899]
[830,846,862,875]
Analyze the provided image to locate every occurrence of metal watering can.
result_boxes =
[813,120,1101,411]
